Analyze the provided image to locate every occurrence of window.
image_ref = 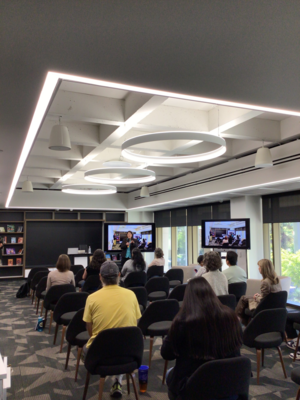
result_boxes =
[197,225,204,256]
[161,227,172,271]
[269,224,274,265]
[176,226,187,266]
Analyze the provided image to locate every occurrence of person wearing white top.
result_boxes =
[148,247,165,268]
[202,251,228,296]
[195,254,207,277]
[223,251,247,284]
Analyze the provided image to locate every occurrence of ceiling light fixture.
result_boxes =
[48,118,71,151]
[255,145,273,168]
[84,167,156,185]
[22,180,33,193]
[103,160,132,168]
[140,186,150,197]
[61,184,117,195]
[121,131,226,164]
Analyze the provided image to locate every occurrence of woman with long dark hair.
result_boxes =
[121,247,146,281]
[81,249,107,282]
[161,277,242,400]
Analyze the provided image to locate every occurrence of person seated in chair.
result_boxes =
[235,259,281,326]
[223,251,247,284]
[83,261,141,398]
[195,255,207,277]
[46,254,75,291]
[120,247,147,282]
[161,277,242,400]
[80,249,107,287]
[202,251,228,296]
[147,247,165,268]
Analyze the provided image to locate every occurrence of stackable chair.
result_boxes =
[82,275,101,294]
[70,264,84,275]
[145,276,169,302]
[168,283,186,307]
[218,294,237,311]
[52,292,89,352]
[28,267,49,296]
[244,291,287,319]
[228,282,247,303]
[243,308,287,384]
[75,268,85,288]
[164,268,184,288]
[128,287,148,314]
[83,327,144,400]
[291,321,300,362]
[124,271,147,288]
[65,308,89,381]
[35,276,48,315]
[146,265,164,281]
[30,270,49,304]
[291,367,300,400]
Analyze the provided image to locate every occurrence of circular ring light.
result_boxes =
[103,160,132,168]
[121,131,226,164]
[84,168,156,185]
[62,184,117,195]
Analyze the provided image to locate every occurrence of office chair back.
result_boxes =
[53,292,88,324]
[82,274,101,294]
[218,294,236,311]
[27,267,49,285]
[66,308,87,346]
[168,284,187,303]
[43,284,76,310]
[70,264,84,275]
[146,265,164,280]
[185,357,251,400]
[30,270,49,290]
[128,287,148,313]
[124,271,147,288]
[36,276,48,298]
[164,269,184,287]
[228,282,247,302]
[145,276,169,296]
[253,290,287,317]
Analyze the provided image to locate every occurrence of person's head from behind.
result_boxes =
[258,259,279,284]
[224,236,228,240]
[197,255,204,266]
[169,277,242,359]
[203,251,222,272]
[154,247,164,259]
[226,251,238,267]
[100,261,120,286]
[132,247,146,271]
[91,249,106,270]
[127,231,133,239]
[56,254,71,272]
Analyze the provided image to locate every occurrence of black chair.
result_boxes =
[243,308,287,384]
[75,268,85,288]
[82,275,101,294]
[83,327,144,400]
[218,294,236,310]
[30,270,49,304]
[138,299,179,373]
[65,308,89,381]
[286,309,300,338]
[182,357,251,400]
[291,321,300,362]
[168,283,186,307]
[70,264,84,275]
[35,276,48,315]
[291,366,300,400]
[228,282,247,303]
[245,291,287,318]
[27,267,49,295]
[147,265,164,280]
[128,287,148,313]
[124,271,147,288]
[164,268,184,288]
[52,292,89,352]
[41,284,76,328]
[145,276,169,301]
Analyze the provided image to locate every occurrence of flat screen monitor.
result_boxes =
[79,244,88,252]
[104,223,155,252]
[202,219,250,249]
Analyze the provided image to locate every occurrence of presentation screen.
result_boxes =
[104,223,155,252]
[202,219,250,249]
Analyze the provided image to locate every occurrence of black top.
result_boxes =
[120,238,138,258]
[161,326,241,399]
[85,266,100,280]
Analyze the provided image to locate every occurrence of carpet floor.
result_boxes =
[0,280,299,399]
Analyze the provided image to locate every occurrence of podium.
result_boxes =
[67,248,92,267]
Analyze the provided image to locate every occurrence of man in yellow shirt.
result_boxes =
[83,261,141,398]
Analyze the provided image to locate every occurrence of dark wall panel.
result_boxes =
[26,221,102,266]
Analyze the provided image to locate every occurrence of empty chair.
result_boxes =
[83,327,143,400]
[218,294,236,311]
[165,268,184,288]
[168,283,187,307]
[35,276,48,315]
[70,264,84,275]
[128,287,148,313]
[245,290,287,318]
[291,321,300,362]
[243,308,287,384]
[147,265,164,280]
[138,299,179,368]
[30,270,49,304]
[65,308,89,381]
[145,276,169,301]
[52,292,89,352]
[182,357,251,400]
[81,274,101,294]
[291,367,300,400]
[228,282,247,303]
[27,267,49,294]
[124,271,147,288]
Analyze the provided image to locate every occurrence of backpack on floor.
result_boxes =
[16,282,29,298]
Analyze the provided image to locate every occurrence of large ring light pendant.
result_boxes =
[84,168,156,185]
[121,131,226,164]
[62,184,117,195]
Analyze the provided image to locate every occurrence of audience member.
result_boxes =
[236,259,281,325]
[222,236,229,244]
[195,254,207,277]
[46,254,75,291]
[161,277,242,400]
[202,251,228,295]
[81,249,106,282]
[223,251,247,284]
[83,261,141,398]
[120,231,138,266]
[148,247,165,268]
[120,247,147,281]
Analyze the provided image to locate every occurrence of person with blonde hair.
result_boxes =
[46,254,75,291]
[236,258,281,325]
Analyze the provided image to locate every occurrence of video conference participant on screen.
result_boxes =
[120,231,138,266]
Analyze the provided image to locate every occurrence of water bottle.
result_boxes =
[88,246,91,253]
[36,316,44,332]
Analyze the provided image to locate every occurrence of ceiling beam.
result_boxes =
[222,118,281,141]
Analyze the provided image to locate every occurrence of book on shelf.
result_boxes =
[17,237,23,244]
[7,259,13,266]
[0,227,5,233]
[2,237,7,244]
[11,237,16,244]
[6,248,15,255]
[16,258,22,265]
[17,249,23,255]
[17,226,23,233]
[7,225,15,232]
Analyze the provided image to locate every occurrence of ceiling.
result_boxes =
[2,1,300,210]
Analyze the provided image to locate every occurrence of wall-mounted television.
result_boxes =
[202,219,250,249]
[104,223,155,252]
